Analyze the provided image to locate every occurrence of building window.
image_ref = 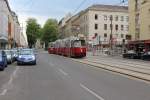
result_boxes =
[104,15,107,20]
[121,16,124,21]
[126,25,129,31]
[84,15,88,21]
[115,24,118,31]
[121,34,124,38]
[142,0,148,5]
[95,14,98,20]
[95,24,98,30]
[115,15,118,21]
[135,0,141,11]
[104,33,107,38]
[126,16,129,22]
[104,24,107,30]
[121,25,124,31]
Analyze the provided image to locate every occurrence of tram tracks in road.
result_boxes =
[72,58,150,82]
[86,58,150,74]
[88,56,150,67]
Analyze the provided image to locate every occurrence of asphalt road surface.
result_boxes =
[0,51,150,100]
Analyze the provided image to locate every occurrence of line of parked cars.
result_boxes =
[123,50,150,61]
[0,48,37,71]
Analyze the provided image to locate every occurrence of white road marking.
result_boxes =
[59,69,68,76]
[0,66,20,96]
[80,84,105,100]
[12,66,19,77]
[7,76,13,86]
[0,89,7,96]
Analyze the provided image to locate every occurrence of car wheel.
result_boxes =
[17,62,21,65]
[33,61,36,65]
[122,55,125,58]
[141,56,144,60]
[130,55,134,59]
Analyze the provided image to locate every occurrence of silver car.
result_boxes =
[4,50,13,64]
[17,49,36,65]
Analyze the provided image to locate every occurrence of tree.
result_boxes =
[42,19,59,49]
[26,18,41,48]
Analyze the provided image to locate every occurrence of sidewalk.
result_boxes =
[73,51,150,82]
[87,50,123,59]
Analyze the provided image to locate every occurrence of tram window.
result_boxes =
[81,40,86,46]
[74,41,81,47]
[73,40,86,47]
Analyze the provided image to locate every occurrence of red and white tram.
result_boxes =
[48,36,86,58]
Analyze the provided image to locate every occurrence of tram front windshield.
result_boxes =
[73,40,85,47]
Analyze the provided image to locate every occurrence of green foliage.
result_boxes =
[26,18,41,48]
[42,19,59,49]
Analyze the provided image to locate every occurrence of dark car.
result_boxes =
[123,50,141,59]
[17,49,36,65]
[141,51,150,61]
[0,51,7,71]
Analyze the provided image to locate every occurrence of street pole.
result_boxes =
[110,15,113,51]
[13,23,16,48]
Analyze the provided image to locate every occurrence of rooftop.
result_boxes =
[88,4,128,12]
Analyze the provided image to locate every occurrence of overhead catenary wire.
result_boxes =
[73,0,88,14]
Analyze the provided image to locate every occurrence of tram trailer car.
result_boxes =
[48,36,86,58]
[48,43,54,54]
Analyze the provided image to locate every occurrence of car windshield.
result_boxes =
[73,41,81,47]
[20,50,33,55]
[73,40,86,47]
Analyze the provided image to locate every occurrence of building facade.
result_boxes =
[79,5,128,46]
[11,11,21,48]
[58,13,72,39]
[0,0,27,49]
[61,5,129,46]
[129,0,150,40]
[0,0,10,49]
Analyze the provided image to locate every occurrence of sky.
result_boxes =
[9,0,128,27]
[8,0,127,43]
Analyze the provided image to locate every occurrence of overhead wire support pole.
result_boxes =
[110,15,113,51]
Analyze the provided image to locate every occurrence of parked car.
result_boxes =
[0,51,7,71]
[122,50,141,59]
[141,51,150,61]
[4,50,13,64]
[17,49,36,65]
